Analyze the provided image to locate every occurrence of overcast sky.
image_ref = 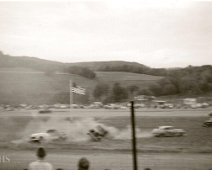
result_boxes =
[0,0,212,68]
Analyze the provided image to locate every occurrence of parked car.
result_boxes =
[152,126,186,137]
[38,109,52,114]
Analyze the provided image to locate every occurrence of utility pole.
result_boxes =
[130,100,138,170]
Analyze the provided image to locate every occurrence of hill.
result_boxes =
[0,51,162,76]
[0,51,63,72]
[0,68,161,104]
[1,51,212,104]
[68,60,148,70]
[95,71,162,88]
[0,51,164,104]
[0,70,96,105]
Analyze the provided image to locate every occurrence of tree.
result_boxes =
[111,83,128,102]
[93,83,109,100]
[127,85,139,99]
[127,85,139,94]
[137,89,153,96]
[149,83,162,96]
[65,66,96,79]
[157,78,178,95]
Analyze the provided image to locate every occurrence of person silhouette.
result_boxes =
[78,157,90,170]
[28,147,53,170]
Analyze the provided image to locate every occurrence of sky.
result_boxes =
[0,0,212,68]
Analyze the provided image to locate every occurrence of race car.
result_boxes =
[87,125,109,142]
[29,129,67,143]
[38,109,52,114]
[202,118,212,127]
[152,126,186,137]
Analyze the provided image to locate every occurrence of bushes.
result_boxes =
[65,66,96,79]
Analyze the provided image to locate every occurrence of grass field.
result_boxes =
[95,72,163,81]
[0,70,161,104]
[0,71,96,104]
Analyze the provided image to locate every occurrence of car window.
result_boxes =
[164,127,173,130]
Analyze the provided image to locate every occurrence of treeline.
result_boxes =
[64,66,96,79]
[45,65,96,79]
[93,83,142,103]
[93,65,212,103]
[93,83,127,103]
[142,65,212,96]
[98,64,168,76]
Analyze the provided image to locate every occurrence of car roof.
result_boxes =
[206,118,212,122]
[158,126,174,129]
[46,129,57,133]
[30,132,49,136]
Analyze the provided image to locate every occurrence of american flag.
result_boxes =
[71,86,86,95]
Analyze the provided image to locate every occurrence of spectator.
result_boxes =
[28,147,53,170]
[78,157,90,170]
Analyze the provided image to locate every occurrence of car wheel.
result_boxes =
[176,133,182,137]
[39,136,44,142]
[158,134,164,137]
[203,123,209,127]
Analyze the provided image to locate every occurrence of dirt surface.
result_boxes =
[0,149,212,170]
[0,108,212,170]
[0,107,211,117]
[0,109,212,152]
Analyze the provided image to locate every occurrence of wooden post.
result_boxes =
[130,100,138,170]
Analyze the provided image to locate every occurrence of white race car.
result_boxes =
[152,126,186,137]
[29,129,67,143]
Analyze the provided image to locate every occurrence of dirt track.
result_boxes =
[0,108,212,170]
[1,149,212,170]
[0,107,211,118]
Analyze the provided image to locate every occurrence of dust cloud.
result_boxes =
[16,117,152,143]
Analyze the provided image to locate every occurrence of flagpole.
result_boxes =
[70,80,73,109]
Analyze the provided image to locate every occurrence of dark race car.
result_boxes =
[202,118,212,127]
[87,125,108,142]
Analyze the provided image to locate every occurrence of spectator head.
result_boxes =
[78,157,89,170]
[36,147,46,159]
[144,168,151,170]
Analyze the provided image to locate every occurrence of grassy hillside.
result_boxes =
[0,69,161,104]
[96,71,162,81]
[0,51,63,72]
[0,70,96,105]
[0,51,149,73]
[0,51,163,104]
[96,71,162,88]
